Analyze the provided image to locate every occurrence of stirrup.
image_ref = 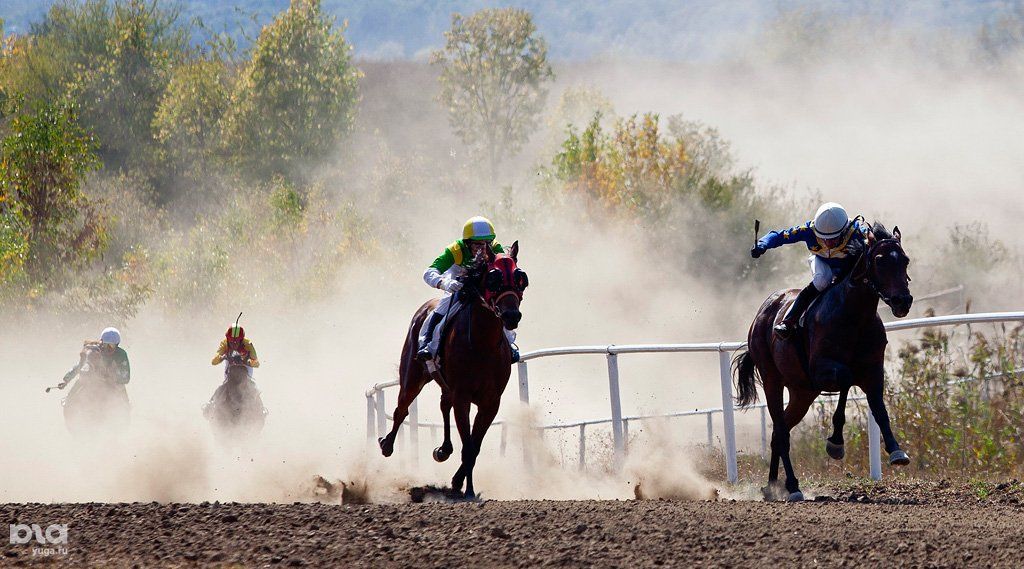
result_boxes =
[509,342,520,364]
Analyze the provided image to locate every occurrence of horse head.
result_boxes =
[464,241,528,330]
[854,223,913,317]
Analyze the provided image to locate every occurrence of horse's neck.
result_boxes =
[458,297,503,341]
[824,278,879,325]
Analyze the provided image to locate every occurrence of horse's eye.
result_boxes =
[514,269,529,289]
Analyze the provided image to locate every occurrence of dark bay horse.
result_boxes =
[734,223,913,501]
[379,241,527,499]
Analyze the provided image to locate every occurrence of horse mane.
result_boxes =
[871,222,893,241]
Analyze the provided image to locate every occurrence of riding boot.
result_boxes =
[416,312,444,361]
[504,328,519,364]
[774,283,820,339]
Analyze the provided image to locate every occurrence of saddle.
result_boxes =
[423,294,470,389]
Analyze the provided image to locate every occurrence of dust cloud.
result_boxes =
[2,4,1022,503]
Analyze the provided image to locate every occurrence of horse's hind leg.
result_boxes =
[826,387,849,460]
[379,379,426,458]
[433,391,454,462]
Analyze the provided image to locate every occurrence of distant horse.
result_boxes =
[62,348,130,435]
[734,223,913,501]
[203,353,267,442]
[379,241,528,499]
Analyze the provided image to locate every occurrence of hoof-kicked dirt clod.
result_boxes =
[5,481,1024,567]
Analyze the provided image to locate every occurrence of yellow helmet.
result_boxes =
[462,216,496,241]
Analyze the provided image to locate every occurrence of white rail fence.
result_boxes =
[366,311,1024,483]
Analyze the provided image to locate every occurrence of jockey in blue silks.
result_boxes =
[751,202,873,338]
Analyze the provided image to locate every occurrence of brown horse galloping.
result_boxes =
[379,242,527,499]
[734,223,913,501]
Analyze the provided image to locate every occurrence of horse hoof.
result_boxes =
[825,440,845,460]
[378,437,394,458]
[463,490,477,501]
[432,447,451,462]
[787,491,805,502]
[889,449,910,466]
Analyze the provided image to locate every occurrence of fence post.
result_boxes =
[760,405,768,458]
[718,349,739,483]
[579,424,587,471]
[606,352,625,467]
[375,390,387,441]
[706,412,713,447]
[517,361,530,404]
[868,409,882,480]
[366,393,376,446]
[409,397,419,467]
[500,423,508,457]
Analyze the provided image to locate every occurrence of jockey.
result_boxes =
[751,202,872,338]
[60,327,130,388]
[417,216,519,363]
[212,323,260,375]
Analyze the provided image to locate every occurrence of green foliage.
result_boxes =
[4,0,188,179]
[221,0,360,180]
[0,100,104,283]
[152,54,231,174]
[431,8,554,180]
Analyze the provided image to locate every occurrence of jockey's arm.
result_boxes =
[424,244,457,289]
[114,350,131,384]
[211,339,228,365]
[757,222,816,251]
[245,340,260,368]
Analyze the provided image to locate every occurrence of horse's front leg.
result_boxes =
[451,396,475,498]
[863,368,910,466]
[825,386,849,460]
[462,401,499,500]
[433,391,454,462]
[379,378,427,457]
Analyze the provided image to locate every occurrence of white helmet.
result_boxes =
[813,202,850,239]
[100,327,121,346]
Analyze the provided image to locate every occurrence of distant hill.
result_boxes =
[0,0,1011,60]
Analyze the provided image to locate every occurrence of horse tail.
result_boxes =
[732,350,760,407]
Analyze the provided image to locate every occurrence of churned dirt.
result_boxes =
[5,480,1024,567]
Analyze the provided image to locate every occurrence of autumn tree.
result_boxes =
[431,8,554,181]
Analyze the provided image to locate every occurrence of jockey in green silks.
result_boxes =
[416,216,519,363]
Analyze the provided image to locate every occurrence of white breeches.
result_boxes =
[808,254,835,291]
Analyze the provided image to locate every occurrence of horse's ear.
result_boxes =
[509,240,519,262]
[893,226,901,241]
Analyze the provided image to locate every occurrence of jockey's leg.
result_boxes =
[503,328,519,363]
[417,295,453,361]
[775,256,830,338]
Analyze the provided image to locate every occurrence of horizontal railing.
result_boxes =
[366,311,1024,482]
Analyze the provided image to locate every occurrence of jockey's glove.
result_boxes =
[442,278,463,293]
[751,245,766,258]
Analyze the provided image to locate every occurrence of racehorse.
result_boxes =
[204,352,267,442]
[379,241,527,499]
[62,349,130,435]
[733,223,913,501]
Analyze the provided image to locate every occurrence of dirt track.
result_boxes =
[5,480,1024,567]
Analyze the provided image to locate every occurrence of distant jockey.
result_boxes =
[417,216,519,363]
[60,327,131,388]
[212,322,260,375]
[751,202,873,338]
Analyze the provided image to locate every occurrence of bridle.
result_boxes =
[853,237,908,305]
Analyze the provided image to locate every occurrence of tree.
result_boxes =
[431,8,554,181]
[220,0,360,180]
[0,101,105,281]
[152,54,231,175]
[0,1,188,180]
